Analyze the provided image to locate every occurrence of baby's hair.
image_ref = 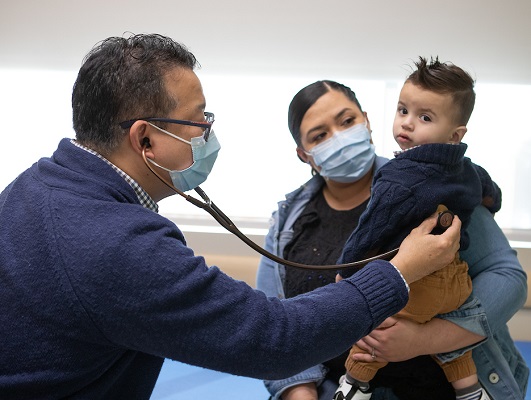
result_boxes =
[407,56,476,125]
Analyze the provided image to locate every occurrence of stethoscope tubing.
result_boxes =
[142,148,398,271]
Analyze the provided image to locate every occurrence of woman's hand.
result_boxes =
[390,212,461,284]
[351,317,424,362]
[281,382,318,400]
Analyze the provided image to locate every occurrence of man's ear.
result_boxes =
[450,126,467,143]
[128,121,153,156]
[142,137,151,148]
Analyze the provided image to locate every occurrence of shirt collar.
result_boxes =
[393,144,421,157]
[70,139,159,213]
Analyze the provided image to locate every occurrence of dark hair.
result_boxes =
[407,56,476,125]
[72,33,199,154]
[287,80,363,147]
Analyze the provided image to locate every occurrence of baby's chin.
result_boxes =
[396,142,423,152]
[398,143,416,150]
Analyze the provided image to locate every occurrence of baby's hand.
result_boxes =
[335,273,343,283]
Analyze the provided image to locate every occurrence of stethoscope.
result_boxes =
[142,147,401,271]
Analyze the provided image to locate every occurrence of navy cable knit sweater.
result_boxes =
[0,139,409,399]
[339,143,501,270]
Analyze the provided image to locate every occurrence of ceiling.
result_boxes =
[1,0,531,84]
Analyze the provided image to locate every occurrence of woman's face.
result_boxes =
[297,89,370,164]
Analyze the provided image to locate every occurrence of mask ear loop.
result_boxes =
[142,146,205,209]
[141,146,399,271]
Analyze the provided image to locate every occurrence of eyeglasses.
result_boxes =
[119,112,215,142]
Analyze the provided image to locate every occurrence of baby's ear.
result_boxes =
[450,126,467,143]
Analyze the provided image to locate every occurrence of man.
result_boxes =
[0,34,460,398]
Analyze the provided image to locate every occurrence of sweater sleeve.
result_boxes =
[62,208,409,381]
[472,162,502,214]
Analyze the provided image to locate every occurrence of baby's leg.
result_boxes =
[434,351,490,400]
[454,378,491,400]
[334,345,387,400]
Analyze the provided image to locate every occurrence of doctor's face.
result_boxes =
[147,68,208,172]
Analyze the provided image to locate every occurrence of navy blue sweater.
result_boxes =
[0,139,409,399]
[339,143,501,270]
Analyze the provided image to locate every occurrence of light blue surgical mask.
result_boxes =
[147,123,221,192]
[305,122,375,183]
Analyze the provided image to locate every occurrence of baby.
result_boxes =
[334,57,500,400]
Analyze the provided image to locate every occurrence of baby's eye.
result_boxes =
[420,115,432,122]
[398,107,408,115]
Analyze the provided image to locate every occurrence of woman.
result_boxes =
[256,80,528,400]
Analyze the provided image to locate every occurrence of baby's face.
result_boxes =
[393,82,464,150]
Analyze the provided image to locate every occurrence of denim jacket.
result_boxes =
[256,156,529,400]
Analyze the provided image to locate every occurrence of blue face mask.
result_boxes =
[147,123,221,192]
[306,122,375,183]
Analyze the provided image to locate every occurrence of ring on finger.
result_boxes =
[371,347,376,360]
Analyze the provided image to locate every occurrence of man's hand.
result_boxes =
[390,212,461,284]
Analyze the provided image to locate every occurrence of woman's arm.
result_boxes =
[351,206,528,362]
[352,316,484,362]
[256,210,284,297]
[280,383,318,400]
[460,206,527,331]
[256,213,329,399]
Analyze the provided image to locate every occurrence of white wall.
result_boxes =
[2,0,531,83]
[1,0,531,233]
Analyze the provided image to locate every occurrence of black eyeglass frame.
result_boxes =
[119,112,215,142]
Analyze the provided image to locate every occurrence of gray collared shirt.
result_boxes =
[71,140,158,213]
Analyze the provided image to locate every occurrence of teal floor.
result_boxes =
[151,341,531,399]
[151,359,269,398]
